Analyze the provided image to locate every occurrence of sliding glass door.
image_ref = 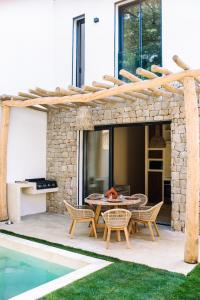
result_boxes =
[83,128,113,198]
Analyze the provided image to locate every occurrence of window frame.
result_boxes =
[72,15,85,87]
[114,0,162,76]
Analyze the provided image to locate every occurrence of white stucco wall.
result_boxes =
[5,108,47,182]
[162,0,200,71]
[0,0,54,94]
[0,0,53,184]
[0,0,52,215]
[53,0,115,86]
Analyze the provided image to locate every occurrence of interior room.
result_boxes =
[83,122,171,225]
[114,123,171,225]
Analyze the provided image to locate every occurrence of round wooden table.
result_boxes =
[85,197,140,236]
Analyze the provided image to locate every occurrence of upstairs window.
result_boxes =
[118,0,162,76]
[73,16,85,87]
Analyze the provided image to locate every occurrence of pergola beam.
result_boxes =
[136,67,183,94]
[0,105,10,221]
[102,75,149,100]
[120,69,169,97]
[183,77,199,263]
[3,69,200,107]
[151,65,172,76]
[173,55,200,85]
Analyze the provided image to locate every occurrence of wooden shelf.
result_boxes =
[148,169,163,173]
[148,158,164,161]
[148,148,164,151]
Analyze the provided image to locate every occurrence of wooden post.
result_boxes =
[183,77,199,263]
[0,105,10,221]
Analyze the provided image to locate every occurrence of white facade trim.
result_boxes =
[77,130,83,205]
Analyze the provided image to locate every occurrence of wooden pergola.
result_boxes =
[0,55,199,263]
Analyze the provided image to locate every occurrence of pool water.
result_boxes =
[0,246,74,300]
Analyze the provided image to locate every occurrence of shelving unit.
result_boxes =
[145,124,171,203]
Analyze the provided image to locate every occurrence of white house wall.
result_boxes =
[53,0,115,86]
[162,0,200,71]
[0,0,53,184]
[0,0,52,215]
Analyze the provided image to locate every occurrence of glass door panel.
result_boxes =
[83,130,110,198]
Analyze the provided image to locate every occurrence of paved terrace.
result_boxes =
[0,213,199,275]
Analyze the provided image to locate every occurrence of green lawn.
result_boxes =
[42,262,185,300]
[1,230,200,300]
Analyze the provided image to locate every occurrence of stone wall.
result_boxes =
[47,94,199,231]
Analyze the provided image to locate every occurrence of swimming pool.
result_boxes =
[0,245,73,300]
[0,233,111,300]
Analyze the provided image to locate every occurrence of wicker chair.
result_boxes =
[130,201,163,241]
[63,200,97,239]
[129,193,148,210]
[102,209,132,249]
[133,193,148,206]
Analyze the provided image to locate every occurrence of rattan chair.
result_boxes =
[133,193,148,206]
[63,200,97,239]
[130,201,163,241]
[102,209,132,249]
[129,193,148,210]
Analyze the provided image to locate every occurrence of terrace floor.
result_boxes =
[0,212,199,275]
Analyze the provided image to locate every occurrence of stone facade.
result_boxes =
[47,94,200,231]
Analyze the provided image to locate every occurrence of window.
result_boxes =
[73,16,85,87]
[118,0,162,75]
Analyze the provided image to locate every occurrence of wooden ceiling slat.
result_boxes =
[136,67,183,94]
[18,92,38,99]
[55,87,77,96]
[68,85,87,93]
[35,87,61,97]
[92,81,113,89]
[119,70,156,96]
[173,55,200,85]
[151,65,172,76]
[103,75,149,100]
[119,69,170,97]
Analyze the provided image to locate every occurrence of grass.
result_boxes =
[42,262,184,300]
[169,264,200,300]
[1,229,200,300]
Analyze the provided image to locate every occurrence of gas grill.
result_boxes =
[25,178,57,190]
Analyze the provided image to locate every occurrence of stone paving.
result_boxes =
[1,212,199,274]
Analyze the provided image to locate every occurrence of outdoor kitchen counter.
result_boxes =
[7,182,58,223]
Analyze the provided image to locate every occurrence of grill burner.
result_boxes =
[25,178,57,190]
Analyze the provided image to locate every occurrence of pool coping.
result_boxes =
[0,233,111,300]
